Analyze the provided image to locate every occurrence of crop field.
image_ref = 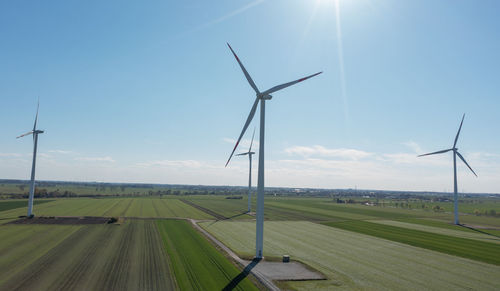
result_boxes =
[186,195,500,226]
[369,219,500,244]
[0,218,260,291]
[1,194,499,290]
[0,197,213,221]
[201,220,500,290]
[157,220,259,290]
[0,221,176,291]
[0,200,53,212]
[323,220,500,265]
[182,196,253,219]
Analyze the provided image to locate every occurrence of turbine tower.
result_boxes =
[418,114,477,225]
[17,102,44,218]
[236,128,256,213]
[225,43,322,258]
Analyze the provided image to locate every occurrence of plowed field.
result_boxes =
[0,221,175,291]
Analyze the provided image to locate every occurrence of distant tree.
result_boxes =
[489,209,497,217]
[432,205,441,212]
[474,209,480,216]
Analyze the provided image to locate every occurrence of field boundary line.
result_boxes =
[189,219,279,291]
[180,199,226,220]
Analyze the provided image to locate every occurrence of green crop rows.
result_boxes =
[157,220,258,291]
[323,220,500,265]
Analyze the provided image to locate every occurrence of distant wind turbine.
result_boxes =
[418,114,477,225]
[17,102,44,218]
[236,128,256,213]
[225,43,322,258]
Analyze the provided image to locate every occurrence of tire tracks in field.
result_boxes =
[180,199,226,220]
[2,226,93,291]
[102,199,123,216]
[121,198,134,217]
[140,220,175,290]
[95,221,136,291]
[48,226,118,290]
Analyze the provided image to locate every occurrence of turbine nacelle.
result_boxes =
[258,93,272,100]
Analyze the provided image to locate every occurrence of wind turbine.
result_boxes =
[225,43,322,258]
[418,114,477,225]
[17,102,44,218]
[236,128,256,213]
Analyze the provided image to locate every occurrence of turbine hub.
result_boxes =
[261,94,272,100]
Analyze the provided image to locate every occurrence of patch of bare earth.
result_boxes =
[8,216,112,225]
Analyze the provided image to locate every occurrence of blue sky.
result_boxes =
[1,0,499,193]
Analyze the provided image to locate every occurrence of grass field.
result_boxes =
[0,221,176,291]
[201,220,500,290]
[157,220,258,291]
[323,220,500,265]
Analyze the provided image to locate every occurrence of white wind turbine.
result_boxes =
[17,102,44,218]
[225,43,322,258]
[236,128,256,213]
[418,114,477,225]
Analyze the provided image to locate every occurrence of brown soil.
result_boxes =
[7,216,112,225]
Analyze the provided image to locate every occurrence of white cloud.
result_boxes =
[402,141,423,154]
[75,156,115,163]
[0,144,499,193]
[284,145,372,160]
[0,153,22,157]
[48,150,74,154]
[136,160,205,168]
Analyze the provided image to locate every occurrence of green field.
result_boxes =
[1,195,499,290]
[201,220,500,290]
[323,220,500,265]
[183,196,253,219]
[157,220,259,290]
[0,199,53,212]
[371,219,500,244]
[0,197,213,221]
[0,221,176,290]
[0,219,259,291]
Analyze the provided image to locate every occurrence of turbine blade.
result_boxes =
[262,71,322,95]
[225,97,259,167]
[418,148,453,157]
[33,100,39,131]
[227,43,260,94]
[236,153,249,156]
[17,130,34,139]
[453,114,465,148]
[456,151,477,177]
[249,127,256,152]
